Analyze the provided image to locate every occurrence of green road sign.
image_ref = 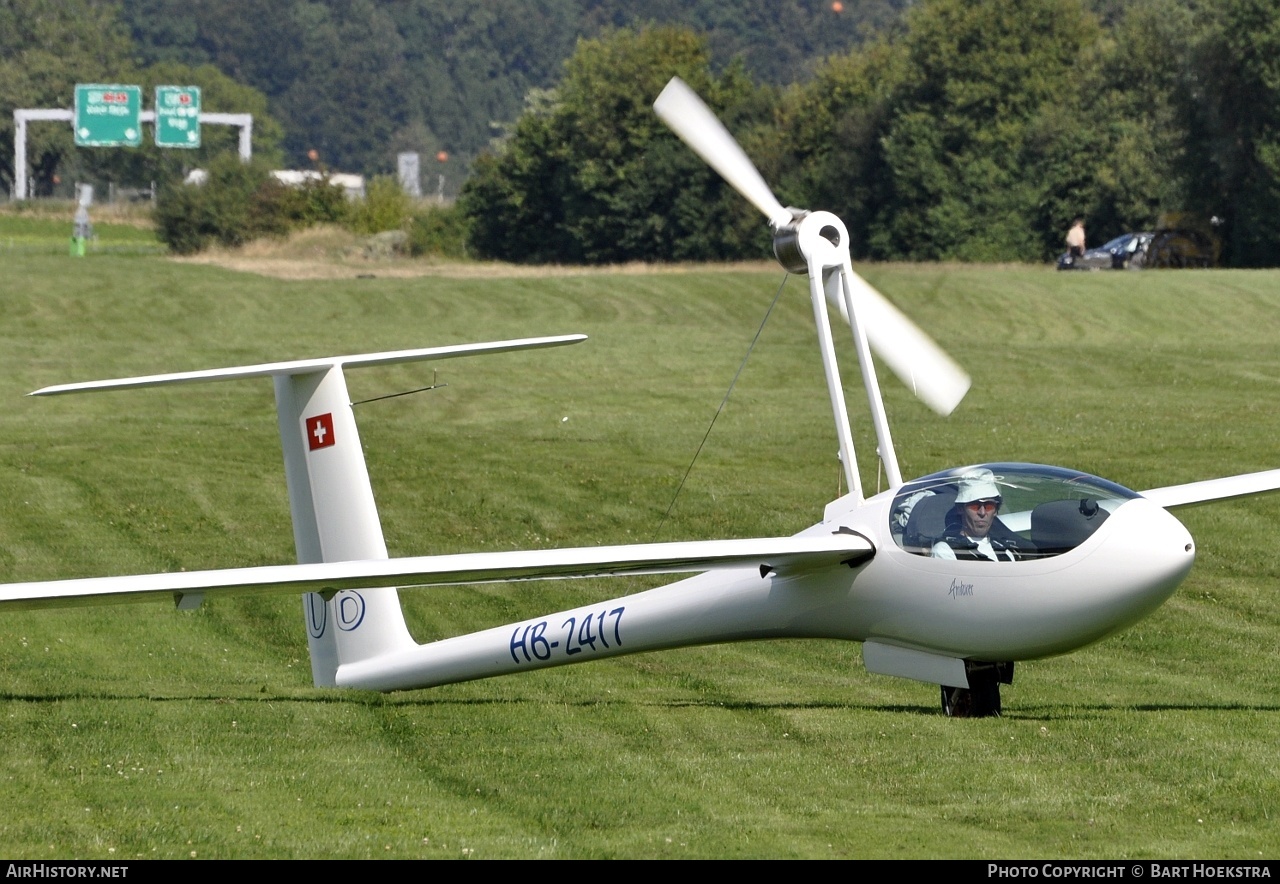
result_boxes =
[155,86,201,148]
[74,84,141,147]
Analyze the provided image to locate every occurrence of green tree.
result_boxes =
[0,0,134,193]
[346,176,411,235]
[774,40,908,258]
[0,1,283,197]
[388,0,581,171]
[1176,0,1280,266]
[274,1,413,174]
[114,0,908,184]
[1027,0,1197,251]
[461,91,581,263]
[153,153,291,253]
[461,27,772,264]
[117,0,584,178]
[581,0,909,85]
[873,0,1102,261]
[118,0,414,174]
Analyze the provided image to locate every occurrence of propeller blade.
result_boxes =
[653,77,793,229]
[655,77,970,415]
[841,270,971,416]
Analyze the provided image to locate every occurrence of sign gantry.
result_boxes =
[12,84,249,199]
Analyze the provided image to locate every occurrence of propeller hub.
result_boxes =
[773,210,848,275]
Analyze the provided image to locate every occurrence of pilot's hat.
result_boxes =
[954,468,1001,504]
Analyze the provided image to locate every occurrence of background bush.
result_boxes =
[154,157,352,255]
[277,176,350,227]
[344,176,411,235]
[155,156,275,254]
[407,203,469,258]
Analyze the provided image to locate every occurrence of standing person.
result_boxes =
[1066,218,1086,258]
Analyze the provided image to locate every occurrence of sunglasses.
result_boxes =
[964,499,1001,513]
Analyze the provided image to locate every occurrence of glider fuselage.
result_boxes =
[335,464,1195,692]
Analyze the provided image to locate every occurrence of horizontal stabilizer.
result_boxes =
[0,534,875,612]
[30,335,587,396]
[1142,468,1280,509]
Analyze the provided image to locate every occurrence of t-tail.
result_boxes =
[30,336,587,687]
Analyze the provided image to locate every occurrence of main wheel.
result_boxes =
[940,672,1002,718]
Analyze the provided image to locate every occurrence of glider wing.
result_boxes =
[1142,468,1280,509]
[0,534,875,612]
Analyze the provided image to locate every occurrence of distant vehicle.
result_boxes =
[1057,232,1153,271]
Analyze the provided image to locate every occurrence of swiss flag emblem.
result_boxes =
[306,413,336,451]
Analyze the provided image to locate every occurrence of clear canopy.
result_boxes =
[889,463,1139,560]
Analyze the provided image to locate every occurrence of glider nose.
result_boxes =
[1104,498,1196,625]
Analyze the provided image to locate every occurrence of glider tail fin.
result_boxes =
[274,363,414,686]
[31,335,588,687]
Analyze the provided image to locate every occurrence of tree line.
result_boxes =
[4,0,1278,266]
[0,0,285,198]
[1,0,902,200]
[462,0,1280,267]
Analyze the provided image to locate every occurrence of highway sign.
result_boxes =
[74,84,141,147]
[155,86,201,148]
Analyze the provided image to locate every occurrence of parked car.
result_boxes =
[1057,232,1153,270]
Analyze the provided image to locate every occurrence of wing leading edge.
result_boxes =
[0,534,875,612]
[1141,468,1280,509]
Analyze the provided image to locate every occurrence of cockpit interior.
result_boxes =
[889,463,1138,560]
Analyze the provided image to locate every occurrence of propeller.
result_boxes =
[653,77,970,416]
[652,77,794,230]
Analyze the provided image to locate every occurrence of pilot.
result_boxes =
[932,469,1022,562]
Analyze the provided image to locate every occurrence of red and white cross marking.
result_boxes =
[306,413,336,451]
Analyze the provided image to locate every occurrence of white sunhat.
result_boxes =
[954,468,1002,504]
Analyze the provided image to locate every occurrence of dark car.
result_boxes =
[1057,232,1153,271]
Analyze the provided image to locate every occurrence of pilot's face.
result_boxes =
[961,499,1000,537]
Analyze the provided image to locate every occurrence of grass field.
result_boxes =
[0,235,1277,858]
[0,203,162,257]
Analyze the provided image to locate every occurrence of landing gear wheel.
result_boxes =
[940,662,1011,718]
[941,678,1000,718]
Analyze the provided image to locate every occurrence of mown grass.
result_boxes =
[0,249,1277,858]
[0,202,161,256]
